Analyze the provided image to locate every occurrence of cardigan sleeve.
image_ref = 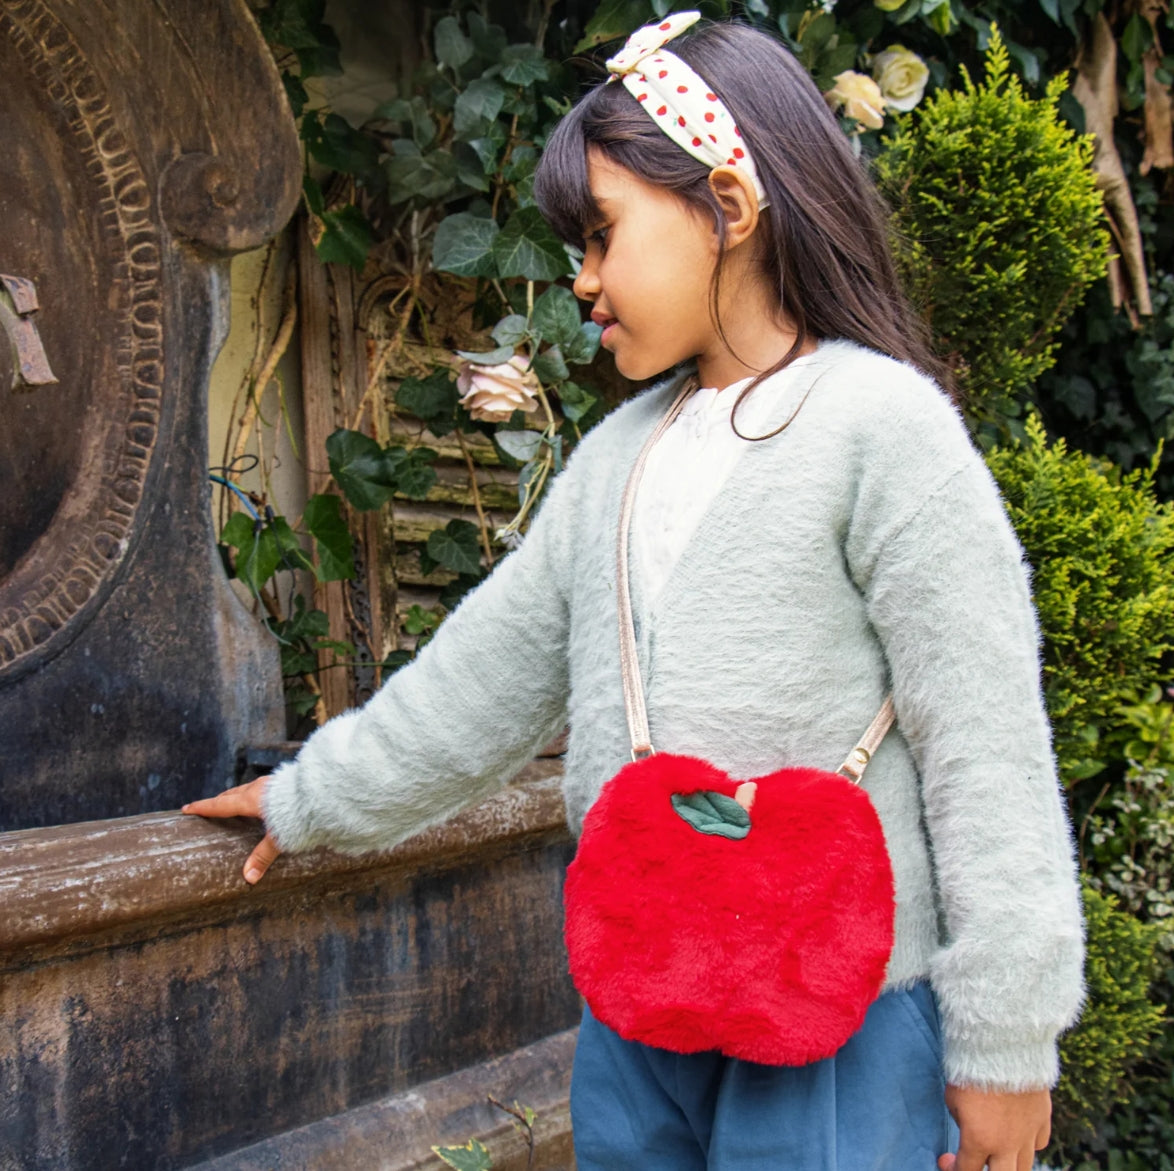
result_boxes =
[849,380,1085,1092]
[261,461,576,857]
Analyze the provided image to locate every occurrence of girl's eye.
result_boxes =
[588,226,610,252]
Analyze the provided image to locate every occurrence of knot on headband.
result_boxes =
[604,11,767,208]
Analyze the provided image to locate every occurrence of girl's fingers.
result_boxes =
[182,778,268,821]
[243,832,281,885]
[936,1156,956,1171]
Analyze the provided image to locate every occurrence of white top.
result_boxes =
[631,363,804,606]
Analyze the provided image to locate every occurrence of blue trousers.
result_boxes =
[570,983,960,1170]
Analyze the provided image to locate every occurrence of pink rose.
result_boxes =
[456,355,541,423]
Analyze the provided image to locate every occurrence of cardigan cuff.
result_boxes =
[943,1030,1061,1092]
[261,759,318,854]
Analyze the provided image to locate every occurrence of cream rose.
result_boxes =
[825,71,885,131]
[456,354,541,423]
[872,45,930,112]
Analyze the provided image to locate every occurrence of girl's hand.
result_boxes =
[938,1084,1052,1171]
[182,777,282,885]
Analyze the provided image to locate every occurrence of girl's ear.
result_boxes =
[708,165,760,249]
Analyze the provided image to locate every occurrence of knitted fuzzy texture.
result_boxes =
[263,339,1085,1091]
[564,752,894,1066]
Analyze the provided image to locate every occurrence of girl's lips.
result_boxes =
[600,321,618,347]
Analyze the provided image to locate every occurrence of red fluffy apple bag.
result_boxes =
[563,380,897,1067]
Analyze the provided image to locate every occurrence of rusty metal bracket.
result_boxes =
[0,273,57,390]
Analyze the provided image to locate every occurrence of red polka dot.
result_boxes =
[692,136,702,146]
[709,134,717,143]
[677,85,688,93]
[733,147,745,159]
[659,69,668,78]
[706,92,717,101]
[704,112,715,122]
[678,116,686,126]
[657,105,667,116]
[659,21,671,29]
[734,127,742,137]
[728,157,736,165]
[637,93,648,101]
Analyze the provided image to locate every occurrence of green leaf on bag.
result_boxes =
[671,791,751,839]
[433,211,501,277]
[491,207,572,281]
[303,492,354,581]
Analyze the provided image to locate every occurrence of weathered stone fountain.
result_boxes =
[0,2,579,1165]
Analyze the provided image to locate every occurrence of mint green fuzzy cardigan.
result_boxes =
[265,339,1085,1092]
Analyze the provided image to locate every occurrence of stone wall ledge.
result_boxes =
[0,759,567,962]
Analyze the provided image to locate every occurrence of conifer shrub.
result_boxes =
[985,419,1174,784]
[876,33,1108,427]
[1049,884,1165,1157]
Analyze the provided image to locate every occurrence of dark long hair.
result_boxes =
[533,20,946,435]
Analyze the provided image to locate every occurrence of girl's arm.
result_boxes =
[189,458,577,875]
[845,370,1083,1165]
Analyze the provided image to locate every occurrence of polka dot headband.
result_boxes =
[605,10,768,208]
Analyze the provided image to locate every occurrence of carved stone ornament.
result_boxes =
[0,0,300,827]
[0,0,168,679]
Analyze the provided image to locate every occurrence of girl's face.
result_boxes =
[572,151,723,382]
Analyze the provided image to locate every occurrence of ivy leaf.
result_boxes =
[316,205,373,271]
[302,173,325,216]
[260,0,342,76]
[303,492,354,581]
[495,429,545,463]
[282,72,310,119]
[385,148,457,205]
[453,142,491,193]
[1121,13,1153,64]
[221,513,281,594]
[533,345,569,384]
[573,0,652,53]
[269,516,316,576]
[499,43,550,85]
[326,429,395,510]
[397,370,459,431]
[439,571,484,609]
[454,78,507,140]
[492,207,572,281]
[467,12,508,60]
[493,314,531,347]
[433,212,501,277]
[466,136,500,174]
[556,380,599,424]
[563,320,602,365]
[302,111,381,179]
[394,447,439,499]
[671,791,751,840]
[531,285,582,348]
[434,15,474,70]
[427,520,483,576]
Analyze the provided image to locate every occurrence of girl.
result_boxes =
[187,14,1084,1170]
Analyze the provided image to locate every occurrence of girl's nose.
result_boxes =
[573,252,601,302]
